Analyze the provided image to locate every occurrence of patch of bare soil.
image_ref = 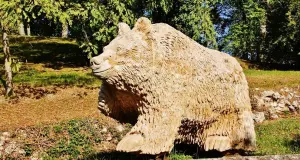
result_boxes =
[0,86,105,131]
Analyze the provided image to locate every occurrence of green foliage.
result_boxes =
[221,0,266,60]
[0,0,35,30]
[77,0,136,58]
[173,0,220,48]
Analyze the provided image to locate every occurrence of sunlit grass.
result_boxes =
[245,69,300,89]
[10,69,100,87]
[255,117,300,155]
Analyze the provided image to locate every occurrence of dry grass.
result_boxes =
[0,87,102,131]
[245,70,300,90]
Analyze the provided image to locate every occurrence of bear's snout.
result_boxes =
[90,55,103,67]
[91,55,113,77]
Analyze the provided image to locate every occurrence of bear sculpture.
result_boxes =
[91,17,256,155]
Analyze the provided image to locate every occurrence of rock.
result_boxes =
[91,17,256,154]
[277,102,285,108]
[116,125,124,132]
[106,134,112,141]
[18,149,26,155]
[5,141,17,154]
[270,114,279,120]
[262,91,274,97]
[101,127,108,133]
[263,97,272,103]
[271,102,278,108]
[287,93,294,100]
[292,101,298,107]
[2,132,11,138]
[288,105,296,112]
[255,88,260,91]
[252,112,265,123]
[0,137,5,146]
[273,92,281,100]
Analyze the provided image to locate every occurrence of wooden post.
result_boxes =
[2,29,13,96]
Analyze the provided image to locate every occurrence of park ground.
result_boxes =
[0,36,300,159]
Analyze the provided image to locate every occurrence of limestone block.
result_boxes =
[91,17,256,155]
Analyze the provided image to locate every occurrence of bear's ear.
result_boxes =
[133,17,151,34]
[118,23,131,36]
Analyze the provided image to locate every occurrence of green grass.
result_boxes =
[169,153,193,160]
[255,117,300,155]
[9,69,101,87]
[5,118,132,160]
[245,69,300,89]
[0,36,87,68]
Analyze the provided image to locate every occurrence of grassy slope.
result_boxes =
[245,70,300,90]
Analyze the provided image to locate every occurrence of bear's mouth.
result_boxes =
[92,66,112,75]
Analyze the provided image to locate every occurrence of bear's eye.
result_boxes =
[117,47,122,52]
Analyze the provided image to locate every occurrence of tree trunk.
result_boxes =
[62,23,68,38]
[18,22,25,36]
[26,24,31,36]
[2,30,13,96]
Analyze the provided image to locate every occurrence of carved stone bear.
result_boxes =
[91,17,256,155]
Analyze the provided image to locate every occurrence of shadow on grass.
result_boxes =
[285,134,300,153]
[0,38,89,69]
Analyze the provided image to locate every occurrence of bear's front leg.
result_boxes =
[116,106,183,155]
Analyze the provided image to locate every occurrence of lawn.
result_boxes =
[255,117,300,155]
[245,69,300,90]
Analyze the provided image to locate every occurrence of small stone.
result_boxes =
[270,114,279,120]
[106,134,112,141]
[288,106,296,112]
[18,149,26,155]
[101,127,108,133]
[262,91,274,97]
[277,102,285,108]
[255,88,260,91]
[287,93,294,100]
[252,112,265,123]
[2,132,11,138]
[271,102,278,108]
[5,141,17,154]
[263,97,272,103]
[115,125,124,132]
[273,92,281,100]
[292,101,298,107]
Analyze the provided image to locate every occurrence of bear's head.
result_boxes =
[91,17,153,83]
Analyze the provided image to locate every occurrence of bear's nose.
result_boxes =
[90,56,102,66]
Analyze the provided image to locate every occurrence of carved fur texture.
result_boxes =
[91,17,256,155]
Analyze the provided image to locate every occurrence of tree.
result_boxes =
[0,0,31,96]
[76,0,136,58]
[217,0,266,61]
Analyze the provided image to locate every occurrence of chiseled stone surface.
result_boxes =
[91,17,256,155]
